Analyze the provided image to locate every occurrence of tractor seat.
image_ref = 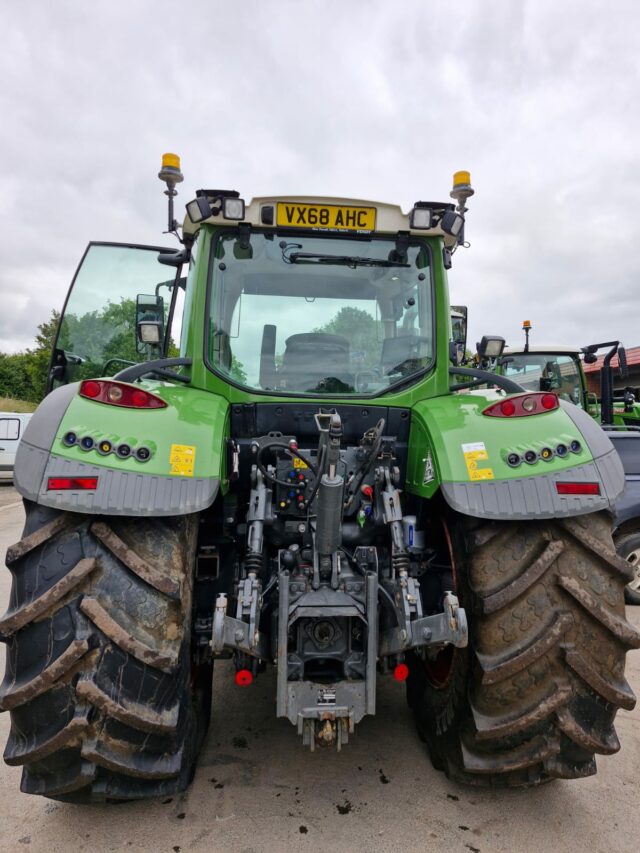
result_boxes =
[280,332,351,391]
[381,335,431,376]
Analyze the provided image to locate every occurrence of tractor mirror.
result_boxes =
[136,294,165,352]
[450,305,468,353]
[618,346,629,377]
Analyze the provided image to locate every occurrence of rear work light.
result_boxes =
[556,482,601,496]
[47,477,98,491]
[79,380,167,409]
[483,392,558,418]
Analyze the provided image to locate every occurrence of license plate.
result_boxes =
[276,202,376,232]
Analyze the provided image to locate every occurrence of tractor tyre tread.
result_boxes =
[410,511,638,787]
[0,501,206,802]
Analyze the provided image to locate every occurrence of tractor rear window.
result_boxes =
[207,232,434,395]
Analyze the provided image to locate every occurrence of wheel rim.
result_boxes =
[423,518,458,690]
[626,548,640,592]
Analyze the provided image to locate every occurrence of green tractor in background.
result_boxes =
[500,321,640,426]
[1,161,638,803]
[498,323,640,603]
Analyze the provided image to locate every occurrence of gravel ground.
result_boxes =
[0,501,638,853]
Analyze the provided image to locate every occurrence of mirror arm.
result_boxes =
[449,366,525,394]
[114,357,192,384]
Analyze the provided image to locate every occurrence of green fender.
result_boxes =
[13,381,229,516]
[405,392,624,520]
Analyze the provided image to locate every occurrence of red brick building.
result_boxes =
[583,346,640,394]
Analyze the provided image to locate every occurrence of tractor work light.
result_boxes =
[483,392,559,418]
[410,205,433,229]
[476,336,506,360]
[440,210,464,237]
[222,197,245,220]
[79,380,167,409]
[186,196,213,223]
[138,321,163,344]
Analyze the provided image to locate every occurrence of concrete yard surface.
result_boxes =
[0,501,639,853]
[0,484,20,510]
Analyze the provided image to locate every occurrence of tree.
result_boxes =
[314,306,383,364]
[24,310,61,401]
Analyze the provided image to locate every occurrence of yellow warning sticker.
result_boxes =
[293,457,308,469]
[461,441,494,481]
[169,444,196,477]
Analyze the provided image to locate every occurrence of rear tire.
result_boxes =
[408,511,640,786]
[0,502,212,802]
[615,532,640,605]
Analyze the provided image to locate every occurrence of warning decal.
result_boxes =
[169,444,196,477]
[461,441,494,481]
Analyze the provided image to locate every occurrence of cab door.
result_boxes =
[48,242,184,391]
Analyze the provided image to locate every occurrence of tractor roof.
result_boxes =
[182,194,461,247]
[503,345,580,356]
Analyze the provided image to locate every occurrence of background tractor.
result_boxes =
[0,161,637,802]
[498,326,640,602]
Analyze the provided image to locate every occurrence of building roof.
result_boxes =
[583,346,640,373]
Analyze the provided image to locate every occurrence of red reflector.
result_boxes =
[47,477,98,491]
[234,669,253,687]
[541,393,557,410]
[500,400,516,417]
[79,380,167,409]
[393,663,409,682]
[556,482,601,496]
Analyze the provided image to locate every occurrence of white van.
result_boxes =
[0,413,32,481]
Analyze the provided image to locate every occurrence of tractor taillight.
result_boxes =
[79,380,167,409]
[47,477,98,490]
[483,393,559,418]
[556,482,601,496]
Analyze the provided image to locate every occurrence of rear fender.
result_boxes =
[406,393,624,520]
[13,381,228,516]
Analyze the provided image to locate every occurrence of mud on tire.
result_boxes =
[408,511,640,786]
[0,502,211,802]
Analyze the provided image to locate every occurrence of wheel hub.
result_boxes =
[626,548,640,591]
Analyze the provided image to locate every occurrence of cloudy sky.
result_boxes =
[1,0,639,355]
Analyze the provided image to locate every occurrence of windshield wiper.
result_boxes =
[286,251,409,269]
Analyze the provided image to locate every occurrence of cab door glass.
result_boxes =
[52,243,180,387]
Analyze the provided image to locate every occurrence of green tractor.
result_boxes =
[499,322,640,426]
[1,161,638,803]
